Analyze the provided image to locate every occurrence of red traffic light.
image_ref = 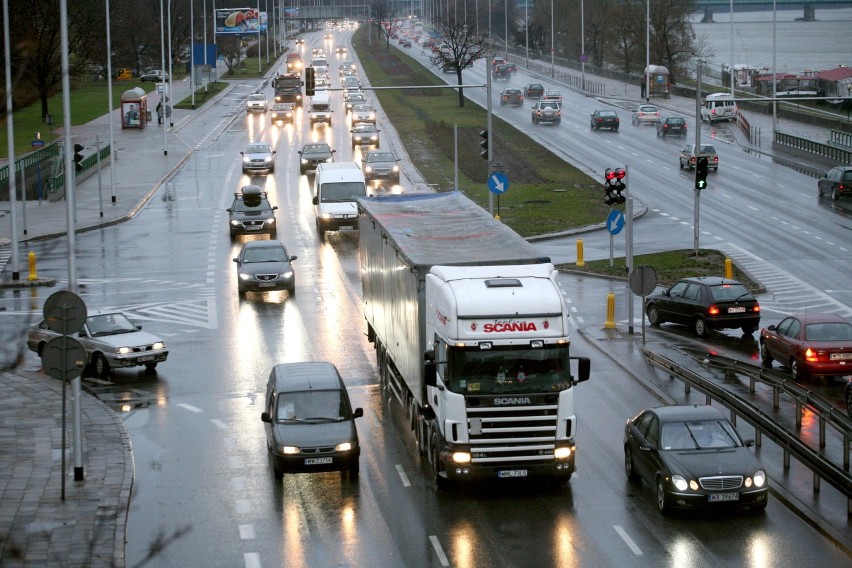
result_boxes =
[604,168,616,182]
[614,168,625,180]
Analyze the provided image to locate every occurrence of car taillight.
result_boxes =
[663,124,668,129]
[753,305,760,313]
[804,347,819,362]
[713,156,719,163]
[708,305,720,316]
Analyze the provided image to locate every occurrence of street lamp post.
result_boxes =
[160,0,167,154]
[105,0,117,202]
[550,0,554,77]
[645,0,650,102]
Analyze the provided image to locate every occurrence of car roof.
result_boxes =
[242,239,284,250]
[785,313,851,324]
[648,405,726,422]
[270,362,344,393]
[679,276,743,286]
[302,143,331,151]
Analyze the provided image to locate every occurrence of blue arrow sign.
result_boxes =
[606,209,625,235]
[488,171,509,195]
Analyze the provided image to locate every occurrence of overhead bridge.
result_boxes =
[693,0,850,22]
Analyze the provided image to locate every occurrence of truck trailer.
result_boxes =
[358,192,590,488]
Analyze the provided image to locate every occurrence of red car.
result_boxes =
[759,313,852,380]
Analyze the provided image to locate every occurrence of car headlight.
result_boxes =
[266,217,276,224]
[324,157,333,163]
[370,136,378,141]
[300,158,309,164]
[230,220,241,227]
[451,451,471,464]
[335,442,353,452]
[239,273,252,281]
[152,342,165,350]
[243,156,251,163]
[279,445,300,454]
[263,156,272,163]
[117,347,132,355]
[671,474,689,492]
[365,166,373,173]
[280,271,294,279]
[753,470,767,488]
[319,213,333,219]
[392,165,399,172]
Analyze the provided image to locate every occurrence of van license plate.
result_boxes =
[498,469,528,478]
[304,457,333,465]
[708,492,739,502]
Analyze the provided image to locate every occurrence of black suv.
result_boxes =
[227,185,278,240]
[817,166,852,201]
[645,276,760,337]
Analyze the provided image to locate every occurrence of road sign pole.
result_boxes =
[625,165,634,334]
[486,65,493,216]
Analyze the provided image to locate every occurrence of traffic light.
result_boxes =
[305,67,316,96]
[603,167,626,205]
[479,129,488,160]
[73,144,84,173]
[695,157,709,190]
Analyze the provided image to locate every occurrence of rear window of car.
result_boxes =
[708,283,752,302]
[698,145,717,154]
[667,118,685,124]
[842,170,852,181]
[804,323,852,341]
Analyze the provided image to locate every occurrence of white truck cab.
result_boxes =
[312,162,367,239]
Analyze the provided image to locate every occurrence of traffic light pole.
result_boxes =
[486,65,493,216]
[625,165,634,335]
[694,62,702,255]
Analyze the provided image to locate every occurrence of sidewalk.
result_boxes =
[0,50,845,566]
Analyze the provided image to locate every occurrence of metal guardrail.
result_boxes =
[775,131,852,165]
[830,129,852,149]
[642,348,852,513]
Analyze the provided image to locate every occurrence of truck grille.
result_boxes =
[466,403,560,464]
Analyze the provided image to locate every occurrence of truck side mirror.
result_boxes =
[424,360,437,388]
[574,357,591,383]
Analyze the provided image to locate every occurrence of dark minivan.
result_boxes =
[261,362,363,479]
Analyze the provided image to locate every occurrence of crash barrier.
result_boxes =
[642,348,852,514]
[775,131,852,165]
[830,129,852,149]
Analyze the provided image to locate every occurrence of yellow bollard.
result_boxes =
[576,239,586,267]
[28,251,38,281]
[724,257,733,279]
[604,292,616,329]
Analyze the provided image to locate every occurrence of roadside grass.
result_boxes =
[560,249,761,291]
[352,27,612,237]
[173,81,229,110]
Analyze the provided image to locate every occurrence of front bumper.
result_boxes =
[270,448,359,474]
[666,486,768,510]
[105,349,169,369]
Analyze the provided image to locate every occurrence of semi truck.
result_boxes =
[272,73,303,106]
[358,192,590,488]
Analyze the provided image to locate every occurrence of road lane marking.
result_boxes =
[177,403,203,413]
[395,464,411,487]
[429,535,451,567]
[239,524,256,540]
[614,525,643,555]
[211,419,229,430]
[244,552,261,568]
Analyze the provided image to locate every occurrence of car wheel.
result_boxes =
[760,342,774,367]
[647,305,662,326]
[555,119,561,125]
[694,317,708,338]
[790,358,809,381]
[238,288,246,299]
[288,285,295,296]
[678,160,684,169]
[657,477,671,515]
[93,353,110,378]
[832,187,839,201]
[144,362,158,372]
[614,127,619,132]
[624,446,640,482]
[657,129,662,137]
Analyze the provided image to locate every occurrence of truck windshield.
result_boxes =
[445,345,572,394]
[321,182,366,202]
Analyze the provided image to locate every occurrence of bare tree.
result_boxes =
[429,14,494,107]
[370,0,395,50]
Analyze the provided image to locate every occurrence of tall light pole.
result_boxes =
[2,0,19,279]
[772,0,777,132]
[105,0,117,202]
[729,0,734,95]
[524,0,528,64]
[645,0,650,102]
[160,0,168,154]
[167,0,174,127]
[580,0,585,91]
[550,0,554,77]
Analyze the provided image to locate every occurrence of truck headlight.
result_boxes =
[451,452,471,464]
[553,446,572,460]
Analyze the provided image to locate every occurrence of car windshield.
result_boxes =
[321,181,366,201]
[842,171,852,182]
[661,419,741,450]
[275,390,347,422]
[804,322,852,341]
[667,118,685,124]
[303,144,330,155]
[529,84,542,89]
[444,345,572,394]
[245,144,271,154]
[540,103,558,109]
[249,94,265,101]
[353,125,376,133]
[504,90,521,95]
[366,152,395,163]
[708,283,752,301]
[243,246,288,263]
[354,105,371,113]
[86,313,138,337]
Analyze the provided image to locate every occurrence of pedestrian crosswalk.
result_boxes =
[0,246,11,276]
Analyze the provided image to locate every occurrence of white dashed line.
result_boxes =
[429,535,451,567]
[396,464,412,487]
[239,524,256,540]
[244,552,261,568]
[614,525,643,555]
[177,403,203,413]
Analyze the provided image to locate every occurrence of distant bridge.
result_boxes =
[693,0,852,22]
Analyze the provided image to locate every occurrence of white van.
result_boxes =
[312,163,367,238]
[308,90,332,124]
[701,93,738,123]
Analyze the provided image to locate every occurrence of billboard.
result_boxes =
[215,8,268,35]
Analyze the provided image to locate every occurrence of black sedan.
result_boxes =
[298,143,335,174]
[624,405,768,514]
[233,240,297,297]
[524,83,544,98]
[645,276,760,337]
[759,313,852,380]
[817,166,852,201]
[590,110,620,131]
[657,116,688,137]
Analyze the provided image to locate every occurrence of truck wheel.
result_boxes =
[430,431,448,490]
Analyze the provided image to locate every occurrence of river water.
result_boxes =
[689,6,852,76]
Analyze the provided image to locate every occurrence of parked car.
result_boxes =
[28,310,169,378]
[590,109,620,131]
[531,101,561,125]
[632,104,661,125]
[240,142,276,174]
[499,88,524,107]
[817,166,852,201]
[759,313,852,380]
[233,239,296,297]
[524,83,545,99]
[361,150,400,182]
[227,184,278,239]
[624,405,768,514]
[351,104,376,124]
[350,123,381,148]
[657,116,688,137]
[645,276,760,337]
[246,93,269,113]
[269,103,295,124]
[261,362,363,479]
[679,144,719,171]
[139,69,169,82]
[298,142,335,174]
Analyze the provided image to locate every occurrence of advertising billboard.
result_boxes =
[215,8,268,35]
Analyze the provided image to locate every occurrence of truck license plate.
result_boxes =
[498,469,528,478]
[304,457,332,465]
[708,492,739,502]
